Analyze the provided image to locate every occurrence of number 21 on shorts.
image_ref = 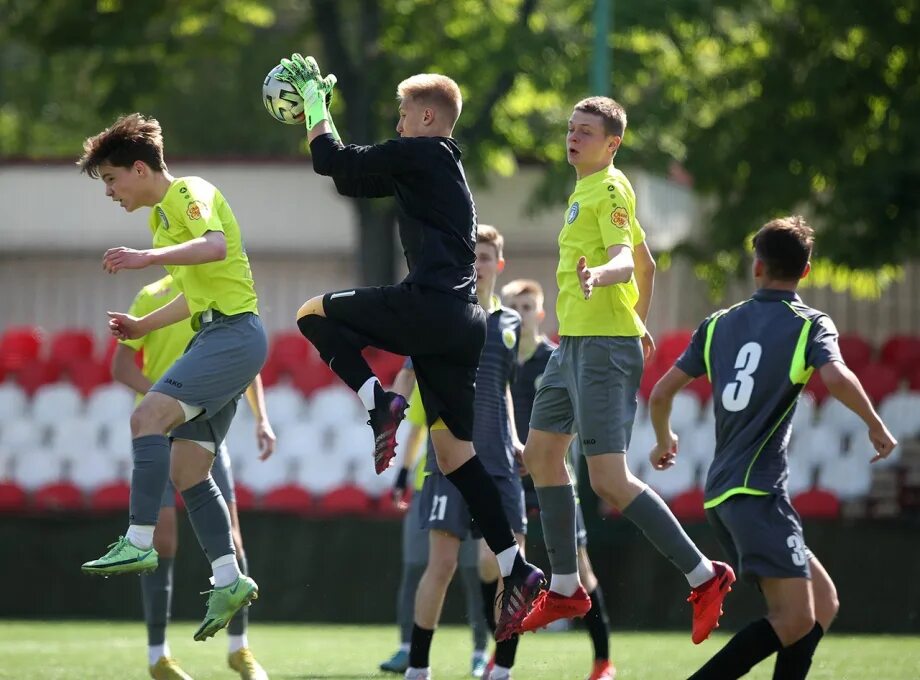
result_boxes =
[429,494,448,521]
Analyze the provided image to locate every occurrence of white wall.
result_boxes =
[0,161,694,254]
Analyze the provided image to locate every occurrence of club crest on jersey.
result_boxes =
[186,200,209,221]
[611,207,629,228]
[566,202,580,224]
[502,328,516,350]
[156,207,169,230]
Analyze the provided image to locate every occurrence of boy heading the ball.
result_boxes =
[78,113,265,643]
[272,55,544,664]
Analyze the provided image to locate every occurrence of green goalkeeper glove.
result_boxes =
[276,53,338,133]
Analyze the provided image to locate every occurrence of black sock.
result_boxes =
[586,586,611,661]
[689,618,782,680]
[409,623,435,668]
[494,635,519,669]
[481,579,498,633]
[445,457,516,555]
[297,314,373,391]
[773,623,824,680]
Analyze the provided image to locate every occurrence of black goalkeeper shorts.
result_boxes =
[322,282,486,441]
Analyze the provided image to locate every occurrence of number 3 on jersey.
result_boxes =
[721,342,763,412]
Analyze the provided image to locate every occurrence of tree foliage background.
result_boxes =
[1,0,916,293]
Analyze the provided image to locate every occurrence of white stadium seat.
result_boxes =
[0,418,46,457]
[645,457,697,500]
[817,398,865,439]
[30,383,84,426]
[0,383,28,420]
[99,419,132,458]
[818,452,872,500]
[12,450,64,491]
[670,391,702,432]
[309,385,364,427]
[297,447,349,495]
[85,383,136,423]
[786,454,816,497]
[791,391,816,430]
[788,424,844,467]
[48,418,103,460]
[67,451,120,492]
[243,455,293,495]
[679,423,716,470]
[262,384,306,429]
[878,391,920,442]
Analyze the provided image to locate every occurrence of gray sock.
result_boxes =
[227,553,249,636]
[129,435,171,525]
[535,485,579,574]
[458,566,488,652]
[622,488,705,573]
[398,564,426,645]
[141,557,174,646]
[180,477,235,562]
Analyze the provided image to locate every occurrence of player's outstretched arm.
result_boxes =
[819,361,898,462]
[577,245,635,300]
[107,293,190,341]
[648,366,694,470]
[245,374,277,460]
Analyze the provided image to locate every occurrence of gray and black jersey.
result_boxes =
[511,337,557,444]
[427,303,521,477]
[676,289,842,508]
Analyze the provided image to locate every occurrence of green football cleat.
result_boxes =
[194,575,259,642]
[81,536,158,576]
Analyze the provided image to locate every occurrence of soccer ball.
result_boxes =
[262,65,305,125]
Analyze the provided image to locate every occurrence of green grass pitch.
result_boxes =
[0,621,917,679]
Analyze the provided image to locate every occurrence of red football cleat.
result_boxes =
[587,659,617,680]
[688,561,736,644]
[519,585,592,634]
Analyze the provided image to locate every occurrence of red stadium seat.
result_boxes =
[234,482,257,510]
[66,360,112,397]
[804,371,830,405]
[0,326,44,372]
[909,367,920,392]
[258,356,281,388]
[669,487,706,521]
[292,361,337,397]
[0,482,27,512]
[13,359,61,397]
[365,348,406,387]
[792,488,840,519]
[880,335,920,375]
[270,332,313,373]
[48,329,96,369]
[88,481,131,511]
[855,363,901,405]
[32,482,84,511]
[638,360,667,402]
[261,483,312,513]
[318,484,373,515]
[837,334,873,373]
[656,329,693,368]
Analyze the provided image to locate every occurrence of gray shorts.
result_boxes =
[160,440,236,507]
[706,493,813,582]
[418,473,526,540]
[403,483,480,567]
[153,311,267,447]
[530,336,642,455]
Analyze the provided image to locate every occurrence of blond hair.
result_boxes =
[397,74,462,129]
[501,279,544,308]
[476,224,504,258]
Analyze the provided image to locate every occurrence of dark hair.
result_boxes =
[574,96,627,137]
[752,215,815,281]
[78,113,167,178]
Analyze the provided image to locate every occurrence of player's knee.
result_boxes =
[772,608,816,645]
[589,474,631,508]
[428,552,459,582]
[130,402,165,437]
[295,296,325,322]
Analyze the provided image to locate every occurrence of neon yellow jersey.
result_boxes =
[149,176,259,329]
[121,275,195,404]
[556,164,647,337]
[403,384,431,492]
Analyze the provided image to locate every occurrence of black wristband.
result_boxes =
[394,467,409,491]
